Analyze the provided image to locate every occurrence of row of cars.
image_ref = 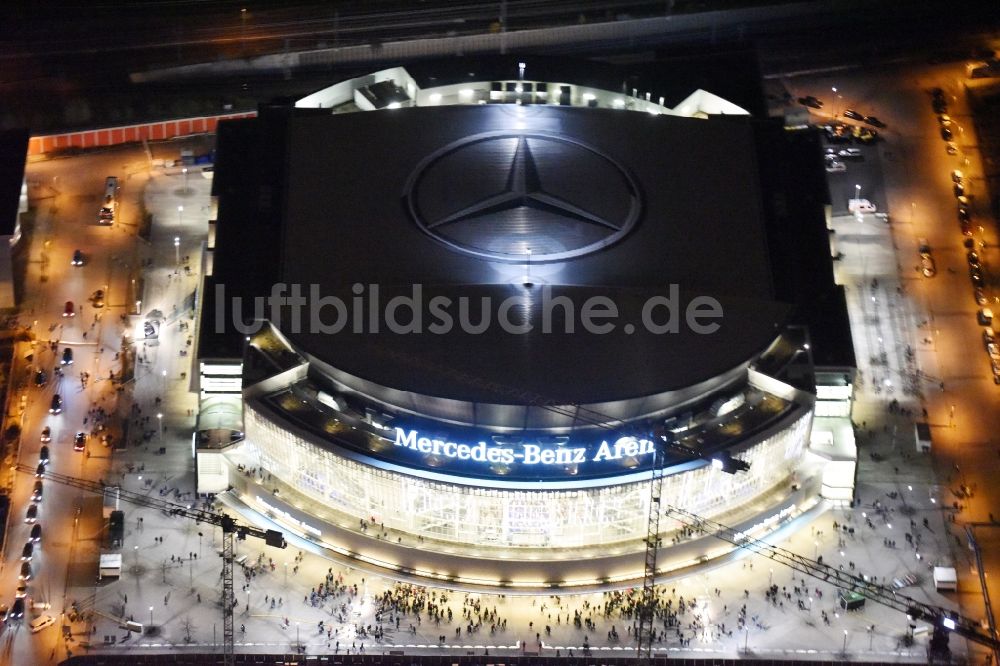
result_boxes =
[2,445,49,631]
[932,88,960,155]
[929,88,999,384]
[823,122,879,145]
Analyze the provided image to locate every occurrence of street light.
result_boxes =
[842,629,848,654]
[182,167,188,192]
[177,205,183,226]
[174,236,181,265]
[149,605,154,628]
[157,412,163,441]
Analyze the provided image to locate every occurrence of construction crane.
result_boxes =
[634,431,751,660]
[17,464,287,665]
[631,441,1000,661]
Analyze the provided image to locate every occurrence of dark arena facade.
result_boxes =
[194,55,857,590]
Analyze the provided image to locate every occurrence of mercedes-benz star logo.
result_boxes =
[404,131,642,262]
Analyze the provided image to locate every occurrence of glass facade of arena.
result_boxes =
[244,405,811,551]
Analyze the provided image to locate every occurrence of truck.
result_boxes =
[98,176,118,225]
[915,422,932,453]
[108,509,124,547]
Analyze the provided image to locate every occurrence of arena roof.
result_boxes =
[260,104,787,405]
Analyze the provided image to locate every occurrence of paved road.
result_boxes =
[0,145,177,664]
[785,54,1000,661]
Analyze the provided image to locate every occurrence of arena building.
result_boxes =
[193,54,857,588]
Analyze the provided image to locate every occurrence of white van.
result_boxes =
[30,614,55,633]
[848,198,877,214]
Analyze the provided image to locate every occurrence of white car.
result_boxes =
[848,198,877,214]
[30,614,55,633]
[825,160,846,173]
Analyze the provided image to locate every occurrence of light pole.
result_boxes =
[949,404,956,428]
[768,568,773,585]
[174,236,181,266]
[177,205,183,226]
[157,412,163,441]
[199,531,203,558]
[284,561,288,585]
[855,183,861,201]
[814,540,818,559]
[182,167,188,192]
[134,545,139,569]
[842,629,848,655]
[240,8,248,57]
[149,605,154,628]
[296,621,301,652]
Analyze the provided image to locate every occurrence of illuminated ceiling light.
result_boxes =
[515,84,523,93]
[428,93,442,103]
[582,93,596,102]
[459,88,474,98]
[386,102,401,109]
[613,98,625,108]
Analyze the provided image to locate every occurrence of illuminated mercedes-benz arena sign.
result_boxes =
[201,59,842,589]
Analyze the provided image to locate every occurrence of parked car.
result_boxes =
[10,598,24,619]
[798,95,823,108]
[31,481,42,502]
[39,445,49,464]
[975,289,988,306]
[21,542,32,562]
[971,266,985,287]
[18,562,31,581]
[33,370,46,387]
[71,250,84,266]
[848,198,877,214]
[35,462,44,478]
[954,182,966,197]
[941,126,953,141]
[863,116,886,128]
[74,432,86,451]
[30,614,55,633]
[30,524,41,543]
[968,251,982,269]
[837,148,863,159]
[61,347,73,365]
[91,290,105,309]
[946,142,958,155]
[843,109,864,120]
[825,160,846,173]
[920,255,936,277]
[49,394,62,414]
